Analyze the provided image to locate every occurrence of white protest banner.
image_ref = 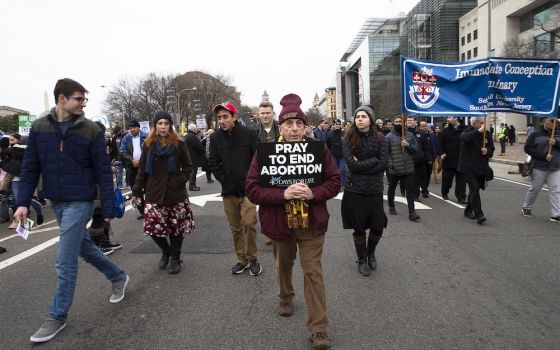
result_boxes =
[257,141,324,188]
[139,121,150,134]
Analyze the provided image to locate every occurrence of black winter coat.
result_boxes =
[408,127,432,164]
[343,130,388,195]
[438,124,465,169]
[326,129,344,158]
[184,130,205,167]
[208,123,259,196]
[1,144,26,176]
[457,127,494,176]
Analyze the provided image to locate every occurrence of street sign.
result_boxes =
[196,117,207,130]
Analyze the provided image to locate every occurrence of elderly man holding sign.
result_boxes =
[246,94,340,350]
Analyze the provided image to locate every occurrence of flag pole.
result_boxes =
[401,114,405,153]
[483,117,488,149]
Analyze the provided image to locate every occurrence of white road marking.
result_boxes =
[430,193,466,209]
[494,176,548,191]
[189,193,223,207]
[0,193,135,271]
[334,192,432,209]
[0,225,61,243]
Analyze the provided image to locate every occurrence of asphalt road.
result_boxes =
[0,164,558,350]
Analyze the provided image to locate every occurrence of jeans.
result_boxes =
[499,139,506,154]
[333,157,346,186]
[48,201,125,321]
[116,162,126,187]
[11,181,42,216]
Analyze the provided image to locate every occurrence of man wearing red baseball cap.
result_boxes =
[208,102,262,276]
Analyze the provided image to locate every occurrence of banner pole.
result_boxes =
[548,118,557,157]
[483,117,488,150]
[401,114,405,154]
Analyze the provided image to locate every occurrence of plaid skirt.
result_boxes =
[144,199,195,237]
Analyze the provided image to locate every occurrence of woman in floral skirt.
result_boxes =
[132,111,195,274]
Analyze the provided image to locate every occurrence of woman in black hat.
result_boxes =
[132,111,195,274]
[341,105,389,276]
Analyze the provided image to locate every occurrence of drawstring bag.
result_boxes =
[114,187,126,218]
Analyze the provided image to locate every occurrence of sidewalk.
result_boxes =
[489,134,528,174]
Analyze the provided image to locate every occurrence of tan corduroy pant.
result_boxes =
[273,227,327,333]
[223,195,258,264]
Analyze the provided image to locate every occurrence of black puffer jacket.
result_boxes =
[408,127,432,164]
[326,129,344,158]
[343,130,388,195]
[385,128,417,176]
[524,126,560,171]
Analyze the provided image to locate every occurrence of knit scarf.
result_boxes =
[278,135,310,229]
[145,141,176,175]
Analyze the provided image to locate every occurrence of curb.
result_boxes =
[490,158,519,166]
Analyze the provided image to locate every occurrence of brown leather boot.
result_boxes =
[277,301,293,317]
[309,332,331,349]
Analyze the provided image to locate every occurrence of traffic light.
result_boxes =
[166,88,176,107]
[193,99,203,115]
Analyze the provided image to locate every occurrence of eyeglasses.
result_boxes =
[68,96,88,104]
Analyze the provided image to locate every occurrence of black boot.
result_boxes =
[367,231,382,271]
[151,236,171,270]
[168,235,184,274]
[353,233,370,276]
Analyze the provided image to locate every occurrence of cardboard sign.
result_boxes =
[257,141,323,188]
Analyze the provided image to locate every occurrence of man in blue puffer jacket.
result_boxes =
[14,78,129,343]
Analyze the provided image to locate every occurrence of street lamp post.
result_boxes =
[177,87,197,123]
[100,85,126,127]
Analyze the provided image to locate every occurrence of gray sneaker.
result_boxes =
[110,274,129,303]
[30,318,66,343]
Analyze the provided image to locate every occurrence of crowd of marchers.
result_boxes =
[2,78,558,350]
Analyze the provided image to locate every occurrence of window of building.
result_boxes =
[535,32,554,56]
[473,29,478,40]
[461,53,466,61]
[520,2,560,32]
[467,50,472,60]
[461,36,465,46]
[467,33,471,43]
[473,47,478,57]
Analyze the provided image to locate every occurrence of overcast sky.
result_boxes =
[1,0,419,119]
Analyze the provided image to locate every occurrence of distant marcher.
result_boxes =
[120,119,148,219]
[246,93,340,349]
[110,126,126,188]
[342,106,388,276]
[201,128,214,183]
[313,120,330,142]
[15,78,128,343]
[326,119,346,189]
[184,123,205,191]
[208,102,262,276]
[132,111,195,274]
[521,117,560,223]
[508,125,516,145]
[498,123,507,155]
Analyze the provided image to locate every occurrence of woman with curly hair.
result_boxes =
[132,111,195,274]
[341,105,389,276]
